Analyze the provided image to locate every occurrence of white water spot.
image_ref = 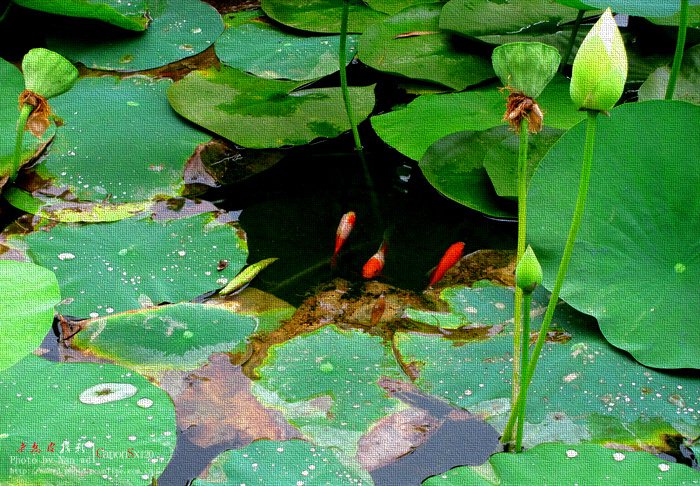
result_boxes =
[84,441,94,448]
[191,27,202,33]
[178,250,186,256]
[612,452,625,461]
[216,277,228,286]
[494,302,506,310]
[566,449,578,458]
[58,253,76,261]
[128,436,137,441]
[137,398,154,409]
[89,312,99,318]
[464,306,477,314]
[80,383,137,404]
[658,463,670,472]
[142,475,149,480]
[563,372,580,383]
[118,248,128,256]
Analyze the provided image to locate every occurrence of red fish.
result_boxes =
[429,242,465,286]
[362,240,388,279]
[331,211,356,268]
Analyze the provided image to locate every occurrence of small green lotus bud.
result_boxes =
[492,42,561,98]
[570,8,628,111]
[22,48,78,100]
[515,245,542,294]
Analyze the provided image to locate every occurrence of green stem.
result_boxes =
[515,291,532,452]
[507,117,529,442]
[665,0,689,100]
[13,104,33,181]
[561,9,586,70]
[503,110,598,444]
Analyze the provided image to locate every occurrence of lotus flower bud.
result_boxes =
[492,42,561,99]
[570,8,628,111]
[515,245,542,294]
[22,48,78,100]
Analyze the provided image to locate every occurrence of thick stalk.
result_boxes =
[507,117,529,442]
[561,9,586,69]
[503,110,598,444]
[12,104,33,180]
[665,0,689,100]
[515,291,532,452]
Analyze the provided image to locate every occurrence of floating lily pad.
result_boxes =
[0,261,60,371]
[439,0,583,38]
[528,101,700,369]
[195,439,367,485]
[216,10,359,81]
[649,6,700,27]
[552,0,594,8]
[168,66,376,148]
[260,0,387,34]
[4,211,247,319]
[358,4,493,90]
[418,126,563,218]
[396,286,700,448]
[253,326,406,461]
[366,0,446,14]
[0,58,55,184]
[581,0,700,17]
[18,75,211,204]
[72,303,258,372]
[424,443,700,485]
[46,0,224,71]
[639,44,700,105]
[0,355,176,484]
[12,0,150,31]
[371,74,584,161]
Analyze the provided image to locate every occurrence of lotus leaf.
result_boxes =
[253,325,406,461]
[71,303,258,372]
[365,0,446,15]
[168,66,376,148]
[0,58,55,182]
[397,285,700,448]
[358,4,494,90]
[581,0,700,17]
[195,439,367,485]
[19,75,210,203]
[424,443,700,485]
[260,0,386,33]
[0,355,176,484]
[528,100,700,369]
[0,261,60,371]
[216,10,359,81]
[12,0,150,31]
[370,74,584,161]
[46,0,224,71]
[5,211,248,319]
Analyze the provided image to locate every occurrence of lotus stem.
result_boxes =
[503,110,598,444]
[561,9,586,69]
[515,291,532,452]
[665,0,689,100]
[12,104,33,181]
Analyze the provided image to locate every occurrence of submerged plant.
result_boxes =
[491,41,560,427]
[13,48,77,180]
[502,8,628,448]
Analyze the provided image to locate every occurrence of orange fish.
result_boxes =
[331,211,356,268]
[429,242,465,286]
[362,240,388,279]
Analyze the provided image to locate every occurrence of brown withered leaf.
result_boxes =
[19,89,51,138]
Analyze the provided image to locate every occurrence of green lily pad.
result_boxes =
[581,0,700,17]
[46,0,224,72]
[365,0,446,15]
[370,74,584,161]
[649,6,700,27]
[358,4,494,90]
[424,443,700,485]
[17,75,210,204]
[0,261,60,371]
[418,126,563,218]
[0,355,176,484]
[396,286,700,448]
[4,211,248,319]
[216,10,359,81]
[260,0,387,34]
[71,303,258,372]
[195,439,367,485]
[552,0,594,8]
[439,0,583,38]
[0,58,55,183]
[168,66,376,149]
[12,0,150,31]
[253,325,406,461]
[528,100,700,369]
[639,44,700,105]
